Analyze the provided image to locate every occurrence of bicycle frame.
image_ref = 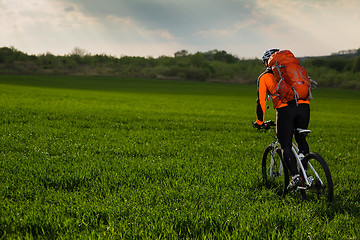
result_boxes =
[259,120,333,201]
[270,129,324,189]
[269,141,283,178]
[268,130,282,179]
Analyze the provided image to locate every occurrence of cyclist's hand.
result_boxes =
[263,120,275,130]
[252,120,275,130]
[252,121,263,130]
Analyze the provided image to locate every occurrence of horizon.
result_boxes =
[3,45,359,60]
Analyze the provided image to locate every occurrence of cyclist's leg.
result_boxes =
[294,103,310,155]
[276,104,298,176]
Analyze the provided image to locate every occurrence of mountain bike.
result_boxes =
[253,120,334,202]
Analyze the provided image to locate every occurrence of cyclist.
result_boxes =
[253,48,311,190]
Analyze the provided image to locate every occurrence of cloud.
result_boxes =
[0,0,113,53]
[64,5,74,12]
[106,15,132,25]
[198,19,256,37]
[1,0,359,58]
[140,29,176,41]
[253,0,360,56]
[56,0,257,37]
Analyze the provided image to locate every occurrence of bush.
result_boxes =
[352,56,360,72]
[0,46,359,89]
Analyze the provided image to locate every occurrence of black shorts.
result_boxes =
[276,102,310,175]
[276,102,310,151]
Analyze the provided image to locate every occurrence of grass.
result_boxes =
[0,75,359,239]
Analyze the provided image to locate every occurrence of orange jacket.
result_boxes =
[256,69,310,125]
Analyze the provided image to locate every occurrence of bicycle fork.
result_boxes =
[270,145,283,178]
[292,145,323,188]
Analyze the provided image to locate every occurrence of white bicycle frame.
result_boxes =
[271,128,324,188]
[269,141,283,178]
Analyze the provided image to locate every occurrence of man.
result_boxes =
[253,48,311,190]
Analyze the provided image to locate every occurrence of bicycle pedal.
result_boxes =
[297,186,307,190]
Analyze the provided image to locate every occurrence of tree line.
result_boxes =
[1,46,359,89]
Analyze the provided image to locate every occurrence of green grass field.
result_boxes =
[1,75,359,239]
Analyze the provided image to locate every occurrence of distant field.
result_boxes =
[0,75,359,239]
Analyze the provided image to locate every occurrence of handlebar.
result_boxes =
[252,120,276,131]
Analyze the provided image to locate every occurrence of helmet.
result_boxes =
[261,48,279,61]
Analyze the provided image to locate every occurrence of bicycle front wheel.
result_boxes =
[302,152,334,202]
[262,145,289,196]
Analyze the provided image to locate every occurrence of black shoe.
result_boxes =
[287,174,301,191]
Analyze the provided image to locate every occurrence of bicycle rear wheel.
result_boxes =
[262,145,289,196]
[301,152,334,202]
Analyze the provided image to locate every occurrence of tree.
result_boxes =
[71,47,88,57]
[352,56,360,72]
[174,50,189,58]
[189,53,206,68]
[0,46,30,63]
[203,50,239,63]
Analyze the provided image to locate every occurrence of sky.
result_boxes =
[1,0,360,59]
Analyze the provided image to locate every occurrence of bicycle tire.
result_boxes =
[301,152,334,202]
[262,145,289,196]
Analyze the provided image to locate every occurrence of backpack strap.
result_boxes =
[307,77,317,100]
[272,61,286,93]
[292,86,299,106]
[308,85,312,100]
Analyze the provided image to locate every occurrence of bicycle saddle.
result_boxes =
[296,128,311,135]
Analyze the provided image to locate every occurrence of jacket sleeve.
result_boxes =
[256,72,269,125]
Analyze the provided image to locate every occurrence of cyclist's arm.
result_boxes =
[256,73,269,125]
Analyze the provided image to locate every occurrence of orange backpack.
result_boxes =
[268,50,312,104]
